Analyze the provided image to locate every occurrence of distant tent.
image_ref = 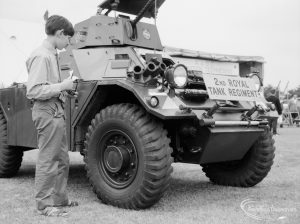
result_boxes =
[0,19,44,87]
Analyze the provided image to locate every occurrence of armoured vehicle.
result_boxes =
[0,0,275,209]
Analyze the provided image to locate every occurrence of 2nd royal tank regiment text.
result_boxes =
[207,77,260,98]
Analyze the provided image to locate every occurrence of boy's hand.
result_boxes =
[66,90,78,98]
[60,78,74,91]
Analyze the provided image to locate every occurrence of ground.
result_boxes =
[0,127,299,224]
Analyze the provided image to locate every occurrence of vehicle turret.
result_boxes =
[72,0,165,50]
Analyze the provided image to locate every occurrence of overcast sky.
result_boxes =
[0,0,299,90]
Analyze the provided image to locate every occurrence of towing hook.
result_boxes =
[202,102,221,119]
[242,105,259,120]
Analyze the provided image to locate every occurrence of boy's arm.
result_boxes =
[26,55,73,100]
[27,83,64,100]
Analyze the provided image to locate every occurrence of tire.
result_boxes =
[84,104,173,209]
[0,110,23,177]
[201,127,275,187]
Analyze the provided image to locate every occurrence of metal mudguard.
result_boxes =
[68,79,264,164]
[82,80,265,164]
[97,80,193,119]
[88,79,253,120]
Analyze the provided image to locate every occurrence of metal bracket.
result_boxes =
[202,102,221,119]
[241,105,258,121]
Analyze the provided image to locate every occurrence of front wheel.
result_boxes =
[84,104,173,209]
[201,127,275,187]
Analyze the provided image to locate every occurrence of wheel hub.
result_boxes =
[97,130,138,189]
[104,145,130,173]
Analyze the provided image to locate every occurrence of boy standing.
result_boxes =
[26,15,78,217]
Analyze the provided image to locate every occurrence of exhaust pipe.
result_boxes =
[133,65,143,79]
[143,62,158,77]
[157,63,167,75]
[149,58,167,74]
[144,62,167,78]
[134,62,167,79]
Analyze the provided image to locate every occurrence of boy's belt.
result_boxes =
[32,97,65,115]
[32,97,64,109]
[32,97,61,103]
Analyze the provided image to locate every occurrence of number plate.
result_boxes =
[203,74,262,101]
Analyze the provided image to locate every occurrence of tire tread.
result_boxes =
[0,110,23,178]
[84,104,173,209]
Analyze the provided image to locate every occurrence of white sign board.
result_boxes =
[203,74,262,101]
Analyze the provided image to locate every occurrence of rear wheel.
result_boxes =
[84,104,173,209]
[0,110,23,177]
[201,127,275,187]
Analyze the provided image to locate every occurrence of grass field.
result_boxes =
[0,127,299,224]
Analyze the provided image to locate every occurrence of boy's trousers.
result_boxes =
[32,98,69,210]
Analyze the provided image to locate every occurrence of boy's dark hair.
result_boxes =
[45,15,75,36]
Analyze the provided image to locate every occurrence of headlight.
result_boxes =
[165,64,188,88]
[249,73,262,91]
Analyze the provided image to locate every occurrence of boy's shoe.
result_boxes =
[64,200,79,207]
[37,207,69,217]
[56,200,79,208]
